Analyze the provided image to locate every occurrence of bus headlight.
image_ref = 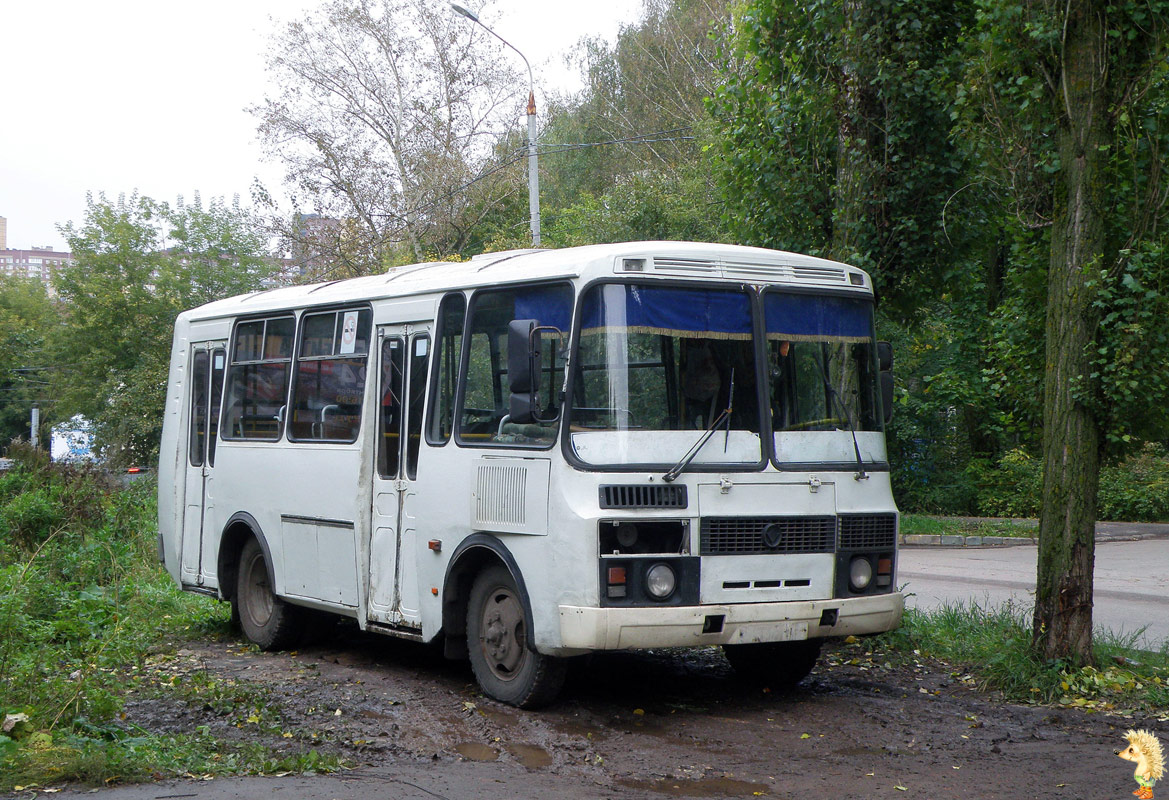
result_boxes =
[645,563,677,599]
[849,557,874,592]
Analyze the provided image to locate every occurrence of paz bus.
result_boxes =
[158,241,903,708]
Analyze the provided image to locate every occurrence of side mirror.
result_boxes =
[508,319,539,424]
[877,341,894,424]
[508,319,562,425]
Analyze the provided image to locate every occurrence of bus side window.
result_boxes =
[222,316,295,441]
[406,335,430,480]
[288,308,372,443]
[427,293,465,444]
[208,348,225,465]
[457,283,571,447]
[188,350,209,467]
[378,337,405,478]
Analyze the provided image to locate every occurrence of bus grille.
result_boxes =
[599,484,688,509]
[839,514,897,550]
[700,516,836,555]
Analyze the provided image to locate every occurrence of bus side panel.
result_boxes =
[210,442,364,606]
[158,315,192,585]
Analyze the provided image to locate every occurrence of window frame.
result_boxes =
[220,314,298,443]
[286,305,373,445]
[454,281,574,451]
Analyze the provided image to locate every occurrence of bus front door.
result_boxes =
[180,343,226,587]
[368,328,430,628]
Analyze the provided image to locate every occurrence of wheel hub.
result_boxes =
[482,589,525,679]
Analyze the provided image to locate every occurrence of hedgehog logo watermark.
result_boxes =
[1118,729,1165,800]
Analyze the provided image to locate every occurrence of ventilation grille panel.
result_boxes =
[599,484,688,509]
[701,516,836,555]
[474,464,527,526]
[839,514,897,550]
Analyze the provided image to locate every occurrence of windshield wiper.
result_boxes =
[811,354,868,481]
[663,368,733,483]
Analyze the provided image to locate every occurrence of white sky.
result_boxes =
[0,0,642,251]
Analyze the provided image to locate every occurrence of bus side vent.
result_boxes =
[838,514,897,550]
[701,516,837,555]
[599,484,688,509]
[475,464,527,526]
[791,264,848,283]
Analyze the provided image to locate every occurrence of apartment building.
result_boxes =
[0,216,76,285]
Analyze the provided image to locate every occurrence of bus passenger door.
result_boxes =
[368,329,430,627]
[180,343,226,586]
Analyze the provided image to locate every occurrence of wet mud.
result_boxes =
[113,625,1164,799]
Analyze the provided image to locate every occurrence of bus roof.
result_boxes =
[181,241,870,322]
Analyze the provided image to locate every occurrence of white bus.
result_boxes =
[159,241,903,708]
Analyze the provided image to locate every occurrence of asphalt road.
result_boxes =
[898,538,1169,650]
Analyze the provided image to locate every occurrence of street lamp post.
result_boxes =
[451,3,541,247]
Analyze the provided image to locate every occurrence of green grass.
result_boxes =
[900,514,1038,538]
[0,448,344,790]
[867,600,1169,713]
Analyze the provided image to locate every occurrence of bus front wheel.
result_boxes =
[723,639,822,688]
[234,538,301,650]
[467,565,566,709]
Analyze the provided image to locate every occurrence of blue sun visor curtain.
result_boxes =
[580,284,754,339]
[764,291,873,343]
[513,284,574,331]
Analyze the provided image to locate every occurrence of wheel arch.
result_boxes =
[441,533,534,660]
[217,512,275,602]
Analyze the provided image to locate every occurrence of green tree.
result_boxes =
[53,193,274,465]
[960,0,1169,663]
[487,0,731,250]
[0,277,55,449]
[708,0,974,311]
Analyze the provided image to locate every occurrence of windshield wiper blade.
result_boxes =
[814,358,868,481]
[663,368,734,483]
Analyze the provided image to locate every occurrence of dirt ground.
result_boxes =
[46,625,1169,799]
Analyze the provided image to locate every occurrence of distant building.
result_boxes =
[0,216,76,287]
[290,213,342,276]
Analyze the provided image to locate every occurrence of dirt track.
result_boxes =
[45,626,1169,799]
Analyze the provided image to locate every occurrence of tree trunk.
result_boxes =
[831,0,877,265]
[1033,0,1112,664]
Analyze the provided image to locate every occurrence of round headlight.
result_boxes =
[849,556,874,592]
[645,563,677,599]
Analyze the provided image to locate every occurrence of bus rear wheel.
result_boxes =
[467,565,566,709]
[723,639,822,688]
[234,538,301,650]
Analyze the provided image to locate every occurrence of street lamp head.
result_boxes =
[450,3,479,22]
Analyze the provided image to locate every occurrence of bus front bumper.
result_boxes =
[557,592,903,651]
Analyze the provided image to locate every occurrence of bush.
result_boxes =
[1098,442,1169,522]
[968,448,1043,518]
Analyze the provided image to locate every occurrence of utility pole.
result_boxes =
[451,3,541,247]
[30,404,40,449]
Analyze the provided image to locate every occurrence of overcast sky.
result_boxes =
[0,0,642,251]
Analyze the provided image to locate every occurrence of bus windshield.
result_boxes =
[764,290,886,466]
[568,283,763,468]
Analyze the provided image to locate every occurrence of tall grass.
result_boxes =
[875,600,1169,712]
[0,447,339,788]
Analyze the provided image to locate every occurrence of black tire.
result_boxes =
[723,638,823,687]
[234,538,302,650]
[467,565,566,709]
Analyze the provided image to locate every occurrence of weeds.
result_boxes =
[871,601,1169,715]
[0,449,341,789]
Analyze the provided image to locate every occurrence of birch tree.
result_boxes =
[253,0,525,275]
